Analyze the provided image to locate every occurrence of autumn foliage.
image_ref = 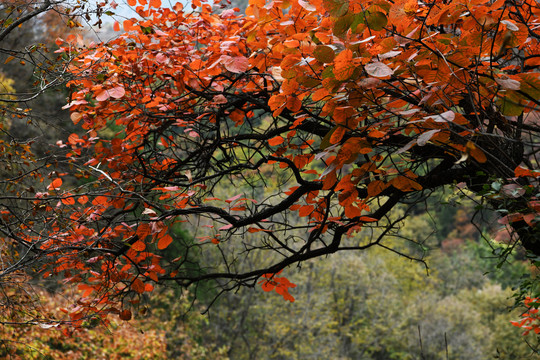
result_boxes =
[512,297,540,336]
[2,0,538,327]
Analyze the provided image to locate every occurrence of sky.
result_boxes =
[84,0,186,41]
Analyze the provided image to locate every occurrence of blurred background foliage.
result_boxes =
[2,195,536,359]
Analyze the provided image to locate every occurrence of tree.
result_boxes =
[0,0,116,329]
[6,0,540,326]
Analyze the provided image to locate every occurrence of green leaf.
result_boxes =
[140,26,155,34]
[520,73,540,99]
[313,45,335,63]
[351,13,366,33]
[297,75,320,87]
[320,126,339,150]
[365,11,387,31]
[323,0,349,17]
[498,91,525,116]
[333,14,355,37]
[321,66,335,79]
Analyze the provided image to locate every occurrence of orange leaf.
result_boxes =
[286,96,302,112]
[368,130,386,138]
[344,204,361,218]
[147,271,159,282]
[68,133,80,145]
[358,216,378,222]
[149,0,161,7]
[268,95,285,111]
[334,49,355,81]
[284,39,300,48]
[70,112,82,125]
[131,240,146,251]
[330,126,346,144]
[136,223,151,240]
[515,166,540,178]
[322,169,337,190]
[298,205,314,217]
[61,196,76,206]
[268,136,285,146]
[312,88,330,101]
[466,141,487,163]
[391,176,423,192]
[113,21,121,32]
[367,180,386,197]
[157,234,173,250]
[92,196,109,206]
[261,280,275,292]
[123,19,136,32]
[48,178,62,190]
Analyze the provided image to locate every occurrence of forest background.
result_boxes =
[0,0,539,359]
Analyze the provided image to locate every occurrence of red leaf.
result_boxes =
[157,234,173,250]
[368,130,386,138]
[136,223,152,240]
[358,216,378,222]
[261,280,275,292]
[515,166,539,178]
[131,278,145,294]
[367,180,386,197]
[123,19,136,32]
[131,240,146,251]
[61,196,76,206]
[48,178,62,190]
[226,193,243,203]
[119,309,132,321]
[334,49,355,81]
[298,205,314,217]
[247,227,270,233]
[268,136,284,146]
[68,133,79,145]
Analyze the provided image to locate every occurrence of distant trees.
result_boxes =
[203,245,532,359]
